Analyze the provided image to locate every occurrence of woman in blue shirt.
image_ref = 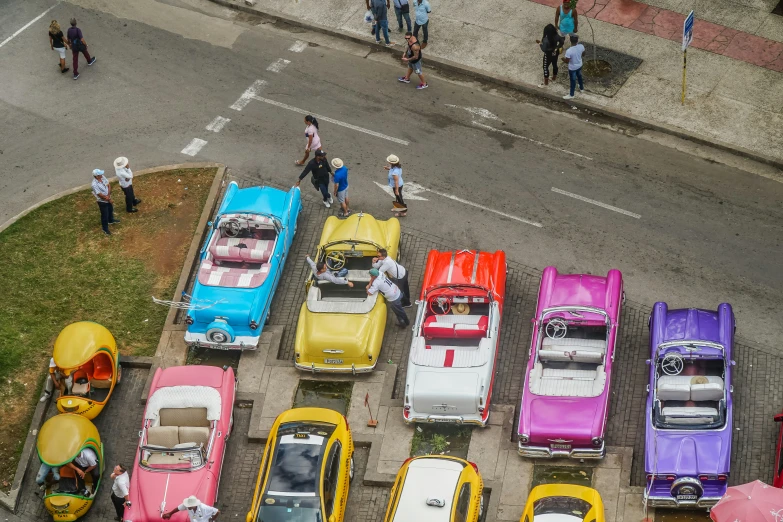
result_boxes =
[384,154,406,216]
[413,0,431,48]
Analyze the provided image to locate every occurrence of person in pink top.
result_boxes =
[295,115,322,165]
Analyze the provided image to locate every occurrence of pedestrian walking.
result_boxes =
[370,0,395,46]
[398,32,428,90]
[114,156,142,213]
[92,169,119,235]
[48,20,69,74]
[373,248,410,307]
[384,154,407,216]
[562,35,585,99]
[163,496,220,522]
[109,464,130,521]
[295,149,333,208]
[412,0,431,49]
[295,115,322,166]
[393,0,412,32]
[331,158,351,217]
[66,18,96,80]
[367,269,409,327]
[537,24,564,87]
[555,0,578,44]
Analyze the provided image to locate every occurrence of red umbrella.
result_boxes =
[710,480,783,522]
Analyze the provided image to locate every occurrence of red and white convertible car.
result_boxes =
[124,365,236,522]
[403,250,507,426]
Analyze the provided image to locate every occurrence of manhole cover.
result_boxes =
[583,59,613,78]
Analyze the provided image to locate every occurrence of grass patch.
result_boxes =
[293,380,353,416]
[410,424,473,460]
[0,167,217,489]
[531,465,593,488]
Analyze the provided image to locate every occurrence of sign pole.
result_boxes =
[681,10,694,105]
[681,49,687,105]
[365,392,378,427]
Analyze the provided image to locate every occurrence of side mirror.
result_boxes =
[645,359,651,365]
[207,221,213,227]
[731,360,736,366]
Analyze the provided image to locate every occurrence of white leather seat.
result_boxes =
[662,406,719,425]
[657,375,724,401]
[540,337,606,363]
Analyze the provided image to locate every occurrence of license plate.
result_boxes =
[551,444,571,450]
[676,495,697,500]
[324,358,343,364]
[433,418,456,423]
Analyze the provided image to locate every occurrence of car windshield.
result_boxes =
[139,445,204,471]
[533,496,592,519]
[256,502,321,522]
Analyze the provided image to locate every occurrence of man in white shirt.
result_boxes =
[306,255,353,287]
[92,169,120,235]
[367,268,409,326]
[114,156,142,213]
[562,34,585,100]
[109,463,130,521]
[67,447,100,495]
[372,248,410,307]
[163,495,220,522]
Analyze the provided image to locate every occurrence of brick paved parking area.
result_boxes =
[6,178,780,521]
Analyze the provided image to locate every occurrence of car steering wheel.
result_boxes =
[661,353,684,376]
[224,220,241,238]
[430,296,451,316]
[325,252,346,270]
[545,318,568,339]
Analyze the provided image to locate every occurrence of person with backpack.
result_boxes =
[295,115,322,166]
[66,18,96,80]
[537,24,564,87]
[48,20,69,74]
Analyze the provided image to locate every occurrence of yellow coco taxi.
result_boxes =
[53,321,121,419]
[294,212,400,373]
[520,484,605,522]
[247,407,354,522]
[384,455,485,522]
[37,414,104,521]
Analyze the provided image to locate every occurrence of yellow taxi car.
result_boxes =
[294,212,400,373]
[37,414,104,521]
[246,407,354,522]
[520,484,605,522]
[383,455,484,522]
[53,321,121,419]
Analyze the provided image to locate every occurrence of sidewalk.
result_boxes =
[212,0,783,167]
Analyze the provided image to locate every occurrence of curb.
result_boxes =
[210,0,783,171]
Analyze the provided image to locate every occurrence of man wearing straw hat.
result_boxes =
[162,495,220,522]
[114,156,142,213]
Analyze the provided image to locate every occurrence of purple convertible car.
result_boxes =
[644,302,734,508]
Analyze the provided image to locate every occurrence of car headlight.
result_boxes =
[185,315,194,325]
[519,434,530,444]
[592,437,603,447]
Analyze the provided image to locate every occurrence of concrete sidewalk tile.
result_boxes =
[768,54,783,72]
[706,26,742,53]
[619,491,648,522]
[499,455,533,506]
[723,32,783,67]
[259,367,299,424]
[754,14,783,45]
[651,9,685,40]
[714,62,783,114]
[348,380,387,435]
[466,425,502,481]
[377,407,412,468]
[693,18,725,43]
[595,0,648,28]
[237,339,269,394]
[593,467,620,522]
[494,449,510,485]
[496,504,525,521]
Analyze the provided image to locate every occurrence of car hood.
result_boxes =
[646,431,730,475]
[299,311,374,360]
[127,468,214,521]
[412,371,479,415]
[523,397,601,445]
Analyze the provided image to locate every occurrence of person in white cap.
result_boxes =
[114,156,141,213]
[91,169,119,235]
[162,495,219,522]
[383,154,406,216]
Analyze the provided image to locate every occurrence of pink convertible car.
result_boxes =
[518,267,623,459]
[124,365,236,521]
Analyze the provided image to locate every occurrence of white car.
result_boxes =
[403,250,507,427]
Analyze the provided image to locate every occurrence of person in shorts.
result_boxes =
[48,20,69,74]
[398,32,428,90]
[331,158,351,217]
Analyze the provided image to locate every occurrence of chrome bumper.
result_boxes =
[518,441,605,459]
[184,332,259,350]
[404,413,487,427]
[644,494,721,508]
[294,361,377,374]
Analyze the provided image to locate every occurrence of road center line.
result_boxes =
[250,95,410,146]
[472,121,593,161]
[288,40,308,52]
[181,138,208,156]
[266,58,291,73]
[206,116,231,132]
[551,187,641,219]
[0,1,61,49]
[426,186,543,227]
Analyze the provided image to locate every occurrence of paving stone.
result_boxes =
[467,424,503,481]
[377,407,412,470]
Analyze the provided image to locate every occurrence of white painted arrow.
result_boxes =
[373,181,429,201]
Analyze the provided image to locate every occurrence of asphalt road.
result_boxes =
[1,0,782,348]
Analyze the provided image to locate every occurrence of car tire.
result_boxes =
[349,455,355,483]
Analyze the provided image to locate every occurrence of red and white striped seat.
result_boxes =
[210,238,274,264]
[422,315,489,339]
[198,259,271,288]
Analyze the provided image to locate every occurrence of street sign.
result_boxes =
[682,10,694,51]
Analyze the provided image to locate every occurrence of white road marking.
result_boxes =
[251,95,410,146]
[230,79,267,111]
[373,181,429,201]
[266,58,291,72]
[289,40,308,52]
[0,1,61,49]
[206,116,231,132]
[445,104,501,121]
[551,187,641,219]
[181,138,208,156]
[472,121,593,161]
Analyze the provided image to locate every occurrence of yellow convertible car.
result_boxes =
[520,484,605,522]
[294,212,400,373]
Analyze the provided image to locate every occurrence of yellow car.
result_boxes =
[247,407,354,522]
[294,212,400,373]
[520,484,605,522]
[383,456,484,522]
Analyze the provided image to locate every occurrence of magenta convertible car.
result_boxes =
[643,302,734,508]
[518,266,623,459]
